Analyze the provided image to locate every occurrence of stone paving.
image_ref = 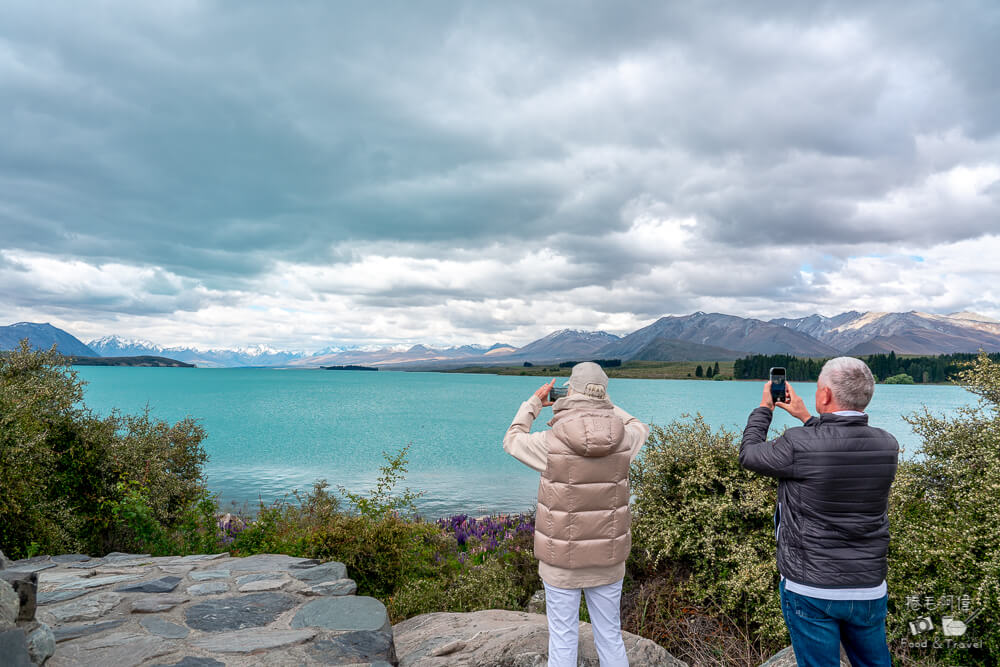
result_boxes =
[7,551,396,666]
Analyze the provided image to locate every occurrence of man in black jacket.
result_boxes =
[740,357,899,667]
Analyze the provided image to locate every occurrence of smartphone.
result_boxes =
[769,367,787,403]
[549,385,569,402]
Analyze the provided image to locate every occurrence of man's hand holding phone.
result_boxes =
[774,382,812,423]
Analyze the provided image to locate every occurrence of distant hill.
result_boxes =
[70,356,195,367]
[598,312,839,359]
[507,329,620,361]
[0,322,97,356]
[88,336,306,368]
[625,336,742,362]
[773,311,1000,354]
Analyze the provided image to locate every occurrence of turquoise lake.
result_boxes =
[74,368,975,518]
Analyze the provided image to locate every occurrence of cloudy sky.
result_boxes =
[3,1,999,350]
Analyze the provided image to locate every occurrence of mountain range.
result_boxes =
[3,310,1000,369]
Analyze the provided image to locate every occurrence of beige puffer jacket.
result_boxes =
[503,393,649,588]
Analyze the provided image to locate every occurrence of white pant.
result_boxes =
[544,578,629,667]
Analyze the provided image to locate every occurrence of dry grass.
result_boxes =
[621,567,780,667]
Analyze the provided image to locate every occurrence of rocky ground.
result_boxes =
[0,549,758,666]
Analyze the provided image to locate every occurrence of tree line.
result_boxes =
[732,351,1000,383]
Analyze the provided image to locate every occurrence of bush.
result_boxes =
[628,415,786,657]
[0,341,210,557]
[884,373,916,384]
[887,352,1000,665]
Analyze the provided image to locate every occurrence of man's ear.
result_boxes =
[818,385,832,408]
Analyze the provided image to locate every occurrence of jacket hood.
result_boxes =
[547,394,625,457]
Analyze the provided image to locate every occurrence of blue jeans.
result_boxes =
[779,578,892,667]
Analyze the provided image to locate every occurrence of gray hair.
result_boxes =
[818,357,875,411]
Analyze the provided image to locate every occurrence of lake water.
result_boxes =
[74,368,975,518]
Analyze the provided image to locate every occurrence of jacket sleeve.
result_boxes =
[739,406,797,478]
[613,405,650,463]
[503,395,550,473]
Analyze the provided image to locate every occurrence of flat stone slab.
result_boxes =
[305,578,357,596]
[50,555,92,564]
[151,658,225,667]
[185,592,298,632]
[187,582,229,596]
[37,589,90,605]
[234,572,282,586]
[238,578,288,592]
[190,628,317,653]
[189,569,230,581]
[141,615,190,639]
[114,576,181,594]
[172,553,229,563]
[292,596,391,633]
[131,595,189,613]
[307,629,397,665]
[292,561,348,583]
[5,561,57,574]
[760,644,851,667]
[38,570,95,586]
[50,634,177,667]
[40,591,121,623]
[55,574,139,591]
[223,554,316,572]
[52,619,127,642]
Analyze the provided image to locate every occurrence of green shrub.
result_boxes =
[884,373,916,385]
[628,415,786,653]
[886,352,1000,666]
[0,341,210,557]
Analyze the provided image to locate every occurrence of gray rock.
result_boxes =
[0,549,8,569]
[304,579,358,597]
[5,563,55,575]
[102,552,151,561]
[289,558,322,568]
[67,561,104,569]
[150,658,225,667]
[53,619,126,642]
[238,578,288,592]
[184,592,298,632]
[0,571,37,623]
[50,555,92,564]
[233,572,281,586]
[114,576,181,594]
[292,561,348,583]
[187,582,229,596]
[55,633,177,667]
[0,580,18,629]
[26,621,55,665]
[526,588,546,614]
[306,629,397,665]
[54,574,139,591]
[189,569,230,581]
[760,644,851,667]
[291,596,391,634]
[225,554,316,572]
[140,616,190,639]
[190,628,317,653]
[38,570,95,586]
[173,553,229,562]
[40,591,121,623]
[392,610,685,667]
[130,595,189,613]
[0,628,33,667]
[37,589,89,606]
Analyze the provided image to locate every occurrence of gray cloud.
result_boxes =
[2,1,999,345]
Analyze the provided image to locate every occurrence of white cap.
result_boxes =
[567,362,608,398]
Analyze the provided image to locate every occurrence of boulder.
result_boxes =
[0,580,19,629]
[25,621,55,665]
[1,571,38,622]
[392,610,684,667]
[761,645,851,666]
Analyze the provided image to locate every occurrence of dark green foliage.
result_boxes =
[0,341,210,557]
[695,364,703,377]
[734,351,1000,384]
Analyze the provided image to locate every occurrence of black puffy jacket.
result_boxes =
[740,407,899,589]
